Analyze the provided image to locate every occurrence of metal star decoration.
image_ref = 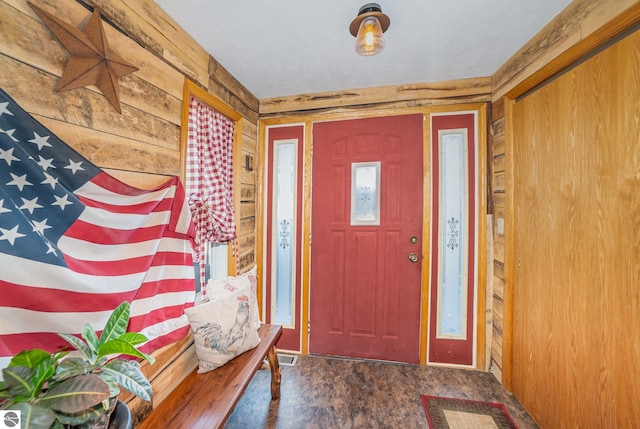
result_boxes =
[28,2,138,113]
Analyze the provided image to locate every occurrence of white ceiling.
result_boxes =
[154,0,572,100]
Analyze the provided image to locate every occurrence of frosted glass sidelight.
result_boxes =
[437,131,468,339]
[351,162,381,225]
[273,141,296,327]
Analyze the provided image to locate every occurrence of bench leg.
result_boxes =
[266,345,281,400]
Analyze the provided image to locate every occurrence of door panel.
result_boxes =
[310,114,423,363]
[428,113,477,366]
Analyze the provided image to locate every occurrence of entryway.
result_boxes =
[260,108,485,367]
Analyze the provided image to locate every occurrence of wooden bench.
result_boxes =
[138,324,283,429]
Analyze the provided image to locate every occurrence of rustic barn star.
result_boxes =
[28,2,138,113]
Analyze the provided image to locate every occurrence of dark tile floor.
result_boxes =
[225,355,539,429]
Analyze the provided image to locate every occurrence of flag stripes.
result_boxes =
[0,89,196,370]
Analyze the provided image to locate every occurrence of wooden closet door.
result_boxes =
[511,28,640,428]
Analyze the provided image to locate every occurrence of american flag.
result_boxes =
[0,89,196,370]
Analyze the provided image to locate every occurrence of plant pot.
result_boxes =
[107,401,132,429]
[63,400,131,429]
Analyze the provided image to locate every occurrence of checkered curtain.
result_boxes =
[186,96,237,295]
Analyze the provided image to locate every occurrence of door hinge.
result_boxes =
[307,321,310,334]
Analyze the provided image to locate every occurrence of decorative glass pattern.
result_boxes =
[279,219,290,249]
[273,141,296,327]
[437,130,468,338]
[446,217,459,251]
[351,162,381,225]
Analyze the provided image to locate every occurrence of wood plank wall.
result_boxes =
[0,0,260,266]
[0,0,259,423]
[259,77,492,117]
[0,0,259,269]
[3,0,639,424]
[488,98,505,382]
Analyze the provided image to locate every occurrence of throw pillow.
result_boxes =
[184,286,260,373]
[206,266,261,329]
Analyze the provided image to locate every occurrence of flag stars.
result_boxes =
[41,172,59,190]
[0,128,18,142]
[37,156,56,171]
[52,194,73,210]
[7,173,33,191]
[0,199,11,215]
[0,225,25,245]
[65,159,84,174]
[0,147,20,166]
[28,132,52,150]
[0,102,13,117]
[45,240,57,255]
[32,218,52,235]
[20,197,43,214]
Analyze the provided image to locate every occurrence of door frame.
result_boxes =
[262,124,306,352]
[426,110,482,368]
[257,104,487,367]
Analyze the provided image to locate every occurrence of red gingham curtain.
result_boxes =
[186,96,237,296]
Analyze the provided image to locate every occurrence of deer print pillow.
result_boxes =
[185,285,260,373]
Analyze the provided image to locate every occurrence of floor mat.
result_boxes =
[422,395,519,429]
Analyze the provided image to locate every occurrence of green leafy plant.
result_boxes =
[0,302,155,429]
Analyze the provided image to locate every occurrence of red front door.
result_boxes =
[310,115,423,363]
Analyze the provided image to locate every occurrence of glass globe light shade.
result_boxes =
[355,16,385,56]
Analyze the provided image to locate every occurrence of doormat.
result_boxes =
[421,395,519,429]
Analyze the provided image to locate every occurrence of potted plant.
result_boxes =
[0,302,154,429]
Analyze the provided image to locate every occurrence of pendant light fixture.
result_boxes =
[349,3,390,56]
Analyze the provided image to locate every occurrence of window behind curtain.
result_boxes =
[185,95,236,299]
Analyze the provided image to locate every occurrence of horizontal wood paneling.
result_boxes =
[208,61,259,124]
[3,0,186,108]
[119,334,198,425]
[492,276,504,300]
[485,215,494,372]
[491,327,502,365]
[492,171,505,194]
[493,154,505,173]
[260,77,491,115]
[104,170,175,190]
[88,0,211,87]
[1,0,259,422]
[493,0,640,100]
[240,184,256,202]
[491,358,502,382]
[492,118,505,144]
[489,94,507,381]
[0,55,180,152]
[36,118,181,176]
[491,98,504,121]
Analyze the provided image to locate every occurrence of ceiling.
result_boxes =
[154,0,573,100]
